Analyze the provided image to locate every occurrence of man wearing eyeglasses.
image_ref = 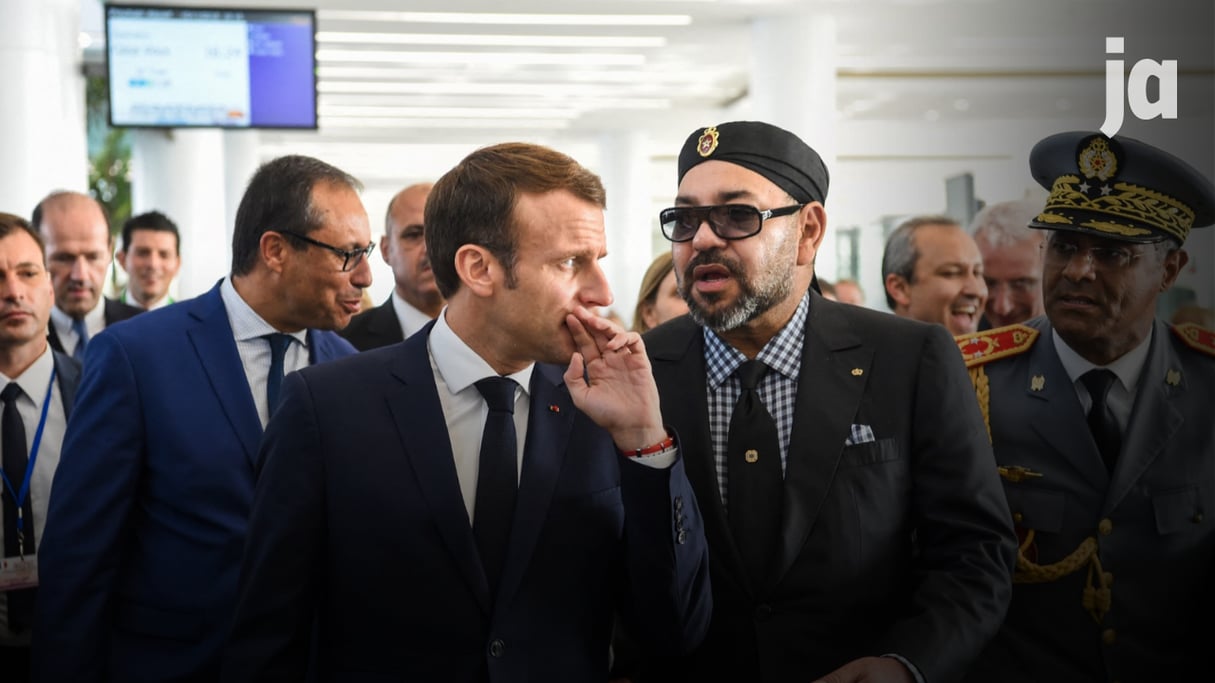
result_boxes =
[630,121,1016,683]
[33,155,364,683]
[958,132,1215,682]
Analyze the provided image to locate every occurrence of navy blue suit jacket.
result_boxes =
[221,322,712,682]
[34,283,356,682]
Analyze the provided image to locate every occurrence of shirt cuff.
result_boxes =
[882,653,925,683]
[624,445,677,469]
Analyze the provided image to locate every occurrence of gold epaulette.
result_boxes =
[1171,322,1215,358]
[953,324,1038,442]
[954,324,1040,368]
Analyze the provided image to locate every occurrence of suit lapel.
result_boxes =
[370,300,405,346]
[495,365,574,610]
[648,319,749,593]
[1024,329,1111,487]
[185,286,263,468]
[386,324,492,614]
[51,351,80,419]
[773,298,870,586]
[1104,322,1183,513]
[305,328,351,363]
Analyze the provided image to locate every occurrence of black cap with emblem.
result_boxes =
[677,121,830,206]
[1028,131,1215,245]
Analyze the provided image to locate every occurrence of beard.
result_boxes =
[679,248,794,333]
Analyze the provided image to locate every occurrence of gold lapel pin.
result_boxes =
[1031,375,1045,391]
[744,449,759,463]
[1166,369,1181,386]
[851,368,863,376]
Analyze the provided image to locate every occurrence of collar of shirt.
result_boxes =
[50,294,106,343]
[220,277,309,349]
[0,344,54,407]
[123,287,173,311]
[429,308,532,396]
[703,291,809,389]
[1052,325,1151,397]
[391,290,434,340]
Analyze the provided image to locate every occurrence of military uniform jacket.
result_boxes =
[967,316,1215,682]
[641,294,1017,683]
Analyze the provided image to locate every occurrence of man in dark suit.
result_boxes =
[959,132,1215,682]
[341,182,442,349]
[33,155,367,682]
[30,191,143,360]
[222,142,712,682]
[0,213,79,683]
[635,121,1016,683]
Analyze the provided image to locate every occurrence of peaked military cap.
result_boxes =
[677,121,830,205]
[1028,131,1215,244]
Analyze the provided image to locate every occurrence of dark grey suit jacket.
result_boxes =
[338,298,404,351]
[639,292,1016,683]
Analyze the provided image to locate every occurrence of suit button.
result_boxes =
[1102,628,1116,645]
[754,604,772,621]
[674,496,684,511]
[1012,512,1024,523]
[676,529,688,545]
[488,639,506,657]
[1098,518,1113,536]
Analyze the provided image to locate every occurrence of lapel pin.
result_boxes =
[1166,369,1181,386]
[1031,375,1045,392]
[998,465,1044,483]
[548,404,560,413]
[851,368,863,376]
[744,449,759,463]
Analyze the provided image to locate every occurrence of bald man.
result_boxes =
[340,183,441,350]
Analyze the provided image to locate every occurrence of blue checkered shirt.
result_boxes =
[704,292,808,510]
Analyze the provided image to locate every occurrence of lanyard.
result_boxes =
[1,367,56,539]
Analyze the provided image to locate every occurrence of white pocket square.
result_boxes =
[845,424,876,446]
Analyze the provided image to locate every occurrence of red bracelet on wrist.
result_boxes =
[621,433,674,458]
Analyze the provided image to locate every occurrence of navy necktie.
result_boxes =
[2,382,35,631]
[264,333,294,414]
[726,360,783,587]
[71,317,90,361]
[1081,369,1121,473]
[473,377,518,599]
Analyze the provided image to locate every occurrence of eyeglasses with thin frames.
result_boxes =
[274,230,376,272]
[1042,236,1155,271]
[658,203,804,243]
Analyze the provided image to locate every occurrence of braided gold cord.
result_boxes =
[969,366,991,442]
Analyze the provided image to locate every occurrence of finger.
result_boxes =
[602,329,640,354]
[564,351,586,386]
[565,313,602,362]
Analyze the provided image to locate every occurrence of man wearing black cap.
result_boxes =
[958,132,1215,682]
[634,121,1016,683]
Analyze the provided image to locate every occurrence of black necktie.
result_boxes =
[264,333,294,414]
[473,377,518,599]
[1081,369,1121,473]
[2,382,35,631]
[726,360,783,587]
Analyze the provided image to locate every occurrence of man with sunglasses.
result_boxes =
[959,132,1215,682]
[631,121,1016,683]
[33,155,363,682]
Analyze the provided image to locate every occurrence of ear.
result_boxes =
[379,233,392,266]
[885,272,912,309]
[115,250,127,271]
[795,202,828,267]
[1161,248,1188,291]
[260,231,291,274]
[453,244,497,298]
[640,302,659,331]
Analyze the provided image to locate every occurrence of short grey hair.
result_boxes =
[970,199,1044,250]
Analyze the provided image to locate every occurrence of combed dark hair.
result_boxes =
[230,155,362,276]
[424,142,606,298]
[880,214,958,310]
[122,210,180,255]
[0,212,46,263]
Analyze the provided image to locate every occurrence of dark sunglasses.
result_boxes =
[658,203,804,242]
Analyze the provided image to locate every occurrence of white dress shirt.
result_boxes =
[49,297,106,357]
[1053,326,1152,433]
[220,277,309,428]
[391,290,434,340]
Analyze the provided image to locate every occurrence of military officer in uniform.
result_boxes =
[957,131,1215,682]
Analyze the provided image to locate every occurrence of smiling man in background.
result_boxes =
[882,215,988,335]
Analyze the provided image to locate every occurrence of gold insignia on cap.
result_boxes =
[1166,369,1181,386]
[1078,136,1118,181]
[1031,375,1046,391]
[744,449,759,463]
[697,126,719,158]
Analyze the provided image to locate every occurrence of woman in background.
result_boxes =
[632,252,688,333]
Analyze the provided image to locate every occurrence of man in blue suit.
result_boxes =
[222,142,712,682]
[33,155,369,682]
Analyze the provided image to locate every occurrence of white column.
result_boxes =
[130,129,229,298]
[596,130,654,329]
[0,0,88,213]
[223,129,262,269]
[750,13,839,280]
